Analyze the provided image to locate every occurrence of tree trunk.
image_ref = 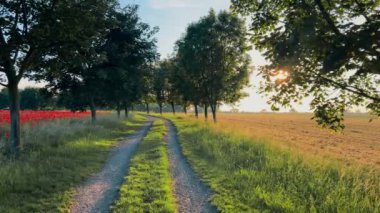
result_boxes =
[194,104,198,118]
[131,104,134,111]
[183,105,187,114]
[124,102,129,118]
[146,103,150,114]
[171,101,175,115]
[117,102,121,119]
[204,103,208,120]
[159,102,163,115]
[211,104,217,123]
[89,97,97,124]
[8,82,21,157]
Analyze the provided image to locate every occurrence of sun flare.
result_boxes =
[276,70,289,79]
[272,70,289,82]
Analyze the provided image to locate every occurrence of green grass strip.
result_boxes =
[0,114,147,212]
[164,115,380,213]
[112,119,176,212]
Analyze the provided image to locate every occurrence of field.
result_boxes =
[211,113,380,168]
[165,113,380,212]
[0,110,91,125]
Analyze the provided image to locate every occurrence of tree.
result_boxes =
[176,25,207,118]
[232,0,380,131]
[0,0,116,156]
[102,5,158,118]
[153,62,169,115]
[164,58,181,115]
[141,67,156,114]
[175,10,251,122]
[37,1,130,123]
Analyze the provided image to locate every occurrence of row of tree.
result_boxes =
[0,1,250,157]
[0,1,159,156]
[152,10,251,122]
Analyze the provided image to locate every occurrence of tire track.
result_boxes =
[164,119,217,213]
[70,117,154,213]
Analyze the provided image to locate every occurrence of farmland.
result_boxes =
[212,113,380,168]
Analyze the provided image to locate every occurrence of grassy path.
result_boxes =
[112,118,176,212]
[165,119,217,213]
[70,117,154,213]
[112,116,216,213]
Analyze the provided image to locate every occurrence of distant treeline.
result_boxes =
[0,87,209,114]
[0,88,53,110]
[0,87,100,111]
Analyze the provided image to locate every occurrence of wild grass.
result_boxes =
[165,115,380,212]
[112,119,176,212]
[0,114,147,212]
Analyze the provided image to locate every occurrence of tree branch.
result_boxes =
[354,0,371,22]
[17,48,36,81]
[314,0,343,36]
[0,82,8,87]
[10,1,22,65]
[0,27,6,46]
[320,76,380,102]
[21,0,28,36]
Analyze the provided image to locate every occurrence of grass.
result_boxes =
[163,114,380,212]
[112,119,176,212]
[0,113,147,212]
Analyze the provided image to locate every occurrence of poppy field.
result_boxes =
[0,110,92,139]
[0,110,91,126]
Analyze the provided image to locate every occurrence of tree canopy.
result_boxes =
[232,0,380,130]
[175,10,251,122]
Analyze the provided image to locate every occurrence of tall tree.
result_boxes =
[164,58,181,115]
[176,27,206,118]
[103,5,158,118]
[141,67,155,114]
[176,10,251,122]
[153,63,168,115]
[0,0,115,156]
[36,1,117,123]
[232,0,380,130]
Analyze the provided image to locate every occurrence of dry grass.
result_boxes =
[206,113,380,169]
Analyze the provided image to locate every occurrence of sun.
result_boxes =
[272,70,289,82]
[275,70,289,80]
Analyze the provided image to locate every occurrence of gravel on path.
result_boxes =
[70,118,154,213]
[165,119,217,213]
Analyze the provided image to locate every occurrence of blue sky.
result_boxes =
[122,0,232,58]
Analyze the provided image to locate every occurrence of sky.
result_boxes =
[18,0,312,112]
